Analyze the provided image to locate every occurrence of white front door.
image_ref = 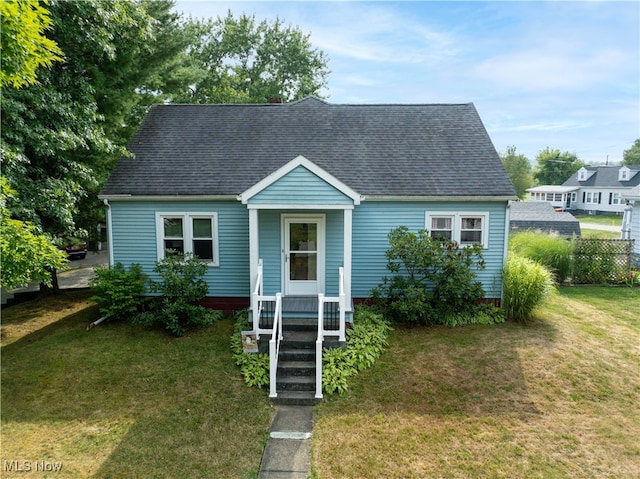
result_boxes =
[283,215,325,295]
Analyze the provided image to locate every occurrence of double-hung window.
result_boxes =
[156,212,219,266]
[426,212,489,248]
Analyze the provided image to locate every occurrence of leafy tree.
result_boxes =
[622,138,640,166]
[0,0,62,88]
[500,146,533,199]
[181,12,330,104]
[0,178,67,290]
[1,0,156,291]
[533,147,585,185]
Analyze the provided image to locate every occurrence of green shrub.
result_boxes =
[509,231,573,283]
[135,252,221,336]
[90,263,147,320]
[322,348,354,396]
[230,312,269,388]
[322,307,391,395]
[503,254,555,323]
[372,226,486,325]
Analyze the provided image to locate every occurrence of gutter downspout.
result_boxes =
[103,199,114,266]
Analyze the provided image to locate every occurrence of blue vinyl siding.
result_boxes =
[351,201,507,299]
[249,166,353,205]
[110,199,507,300]
[109,200,250,296]
[258,210,281,295]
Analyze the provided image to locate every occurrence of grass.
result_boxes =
[580,228,620,239]
[1,290,273,478]
[312,286,640,478]
[576,213,623,227]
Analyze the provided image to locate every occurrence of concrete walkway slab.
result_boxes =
[259,406,314,479]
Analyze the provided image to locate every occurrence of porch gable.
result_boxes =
[239,155,361,207]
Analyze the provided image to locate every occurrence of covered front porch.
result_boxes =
[238,155,361,401]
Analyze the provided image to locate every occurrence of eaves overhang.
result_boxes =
[98,194,238,201]
[363,195,518,202]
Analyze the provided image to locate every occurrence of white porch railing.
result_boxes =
[315,267,346,399]
[251,259,280,339]
[268,292,283,398]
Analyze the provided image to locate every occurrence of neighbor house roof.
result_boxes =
[526,185,579,194]
[100,97,516,199]
[510,201,581,237]
[563,166,640,188]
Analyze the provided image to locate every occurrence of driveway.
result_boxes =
[7,249,109,295]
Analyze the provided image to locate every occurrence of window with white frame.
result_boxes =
[426,212,489,248]
[429,216,453,241]
[611,193,621,205]
[156,212,219,265]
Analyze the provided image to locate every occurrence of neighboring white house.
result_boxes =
[525,185,579,210]
[528,165,640,214]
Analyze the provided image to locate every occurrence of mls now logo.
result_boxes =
[3,459,63,472]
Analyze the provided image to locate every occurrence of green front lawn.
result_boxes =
[312,286,640,478]
[576,213,623,227]
[3,287,639,478]
[1,291,273,478]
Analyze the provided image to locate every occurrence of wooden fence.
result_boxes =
[572,239,635,284]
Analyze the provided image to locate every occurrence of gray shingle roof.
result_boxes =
[510,201,581,237]
[100,97,516,198]
[563,166,640,188]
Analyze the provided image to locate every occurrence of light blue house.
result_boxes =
[100,97,516,337]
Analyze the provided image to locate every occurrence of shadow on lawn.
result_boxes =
[1,310,272,479]
[332,318,560,420]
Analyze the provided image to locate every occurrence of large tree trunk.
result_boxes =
[40,267,61,296]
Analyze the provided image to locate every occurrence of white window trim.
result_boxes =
[425,212,490,249]
[155,212,219,266]
[612,192,621,205]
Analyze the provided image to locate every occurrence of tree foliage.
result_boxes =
[500,146,533,199]
[622,138,640,166]
[1,2,330,293]
[0,178,67,290]
[182,12,330,104]
[533,147,585,185]
[0,0,62,88]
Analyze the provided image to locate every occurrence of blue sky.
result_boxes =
[173,1,639,165]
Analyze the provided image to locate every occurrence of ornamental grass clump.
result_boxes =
[503,254,555,323]
[509,231,573,283]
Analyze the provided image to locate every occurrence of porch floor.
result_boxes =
[282,296,318,314]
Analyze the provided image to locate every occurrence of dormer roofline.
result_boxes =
[577,167,596,182]
[619,165,639,182]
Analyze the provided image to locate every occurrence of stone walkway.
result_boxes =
[259,406,314,479]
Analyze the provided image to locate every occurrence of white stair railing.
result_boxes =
[269,293,283,398]
[315,267,347,399]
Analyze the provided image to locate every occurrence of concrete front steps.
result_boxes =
[272,321,321,406]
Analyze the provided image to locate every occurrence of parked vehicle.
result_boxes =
[65,240,88,260]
